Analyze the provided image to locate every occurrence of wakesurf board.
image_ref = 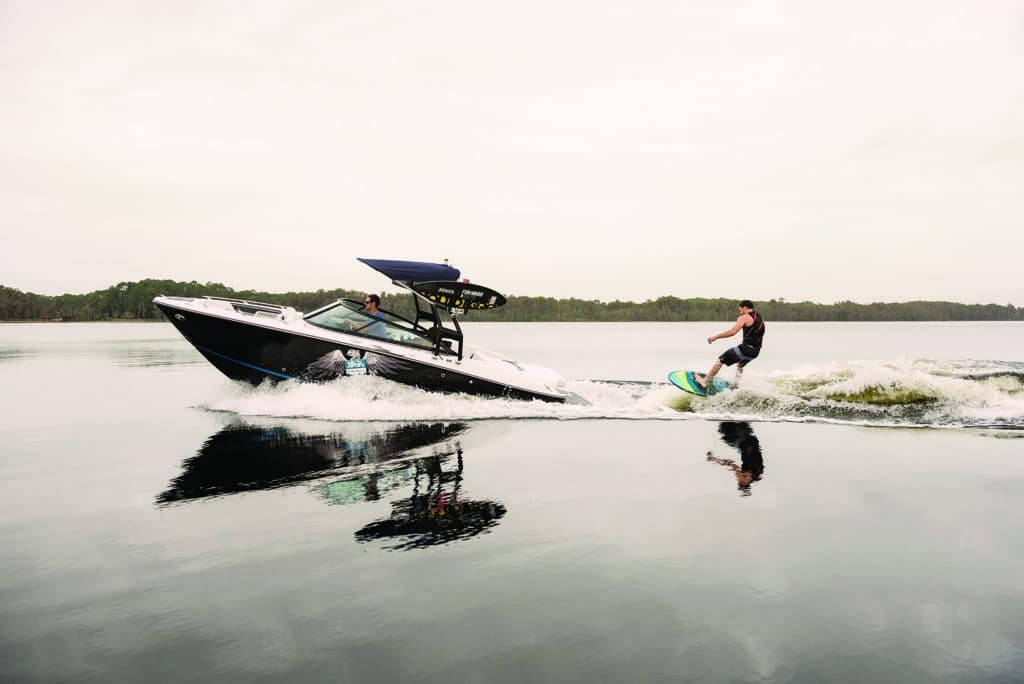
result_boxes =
[668,370,730,397]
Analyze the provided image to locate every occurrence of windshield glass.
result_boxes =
[305,300,436,350]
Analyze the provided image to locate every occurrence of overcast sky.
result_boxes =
[2,1,1022,304]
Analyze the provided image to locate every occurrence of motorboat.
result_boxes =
[153,258,570,402]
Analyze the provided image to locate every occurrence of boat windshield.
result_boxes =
[305,300,437,351]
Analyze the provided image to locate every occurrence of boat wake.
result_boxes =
[200,359,1024,431]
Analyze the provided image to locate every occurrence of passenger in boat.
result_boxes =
[695,299,765,390]
[362,294,387,338]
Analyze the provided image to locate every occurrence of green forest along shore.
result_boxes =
[1,280,1020,322]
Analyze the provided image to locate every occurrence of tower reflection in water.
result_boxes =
[706,421,765,496]
[158,420,506,549]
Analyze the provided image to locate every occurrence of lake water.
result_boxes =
[1,322,1023,682]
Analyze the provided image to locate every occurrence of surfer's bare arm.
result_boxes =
[707,452,732,465]
[706,453,741,472]
[707,315,751,344]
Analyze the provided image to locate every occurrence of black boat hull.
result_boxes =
[157,302,561,402]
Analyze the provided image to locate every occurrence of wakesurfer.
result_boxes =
[695,299,765,389]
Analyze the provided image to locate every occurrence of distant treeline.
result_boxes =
[1,279,1020,322]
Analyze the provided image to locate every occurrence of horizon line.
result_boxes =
[0,280,1017,310]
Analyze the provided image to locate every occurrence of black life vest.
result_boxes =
[741,311,765,353]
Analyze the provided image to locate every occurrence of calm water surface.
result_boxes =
[1,322,1022,682]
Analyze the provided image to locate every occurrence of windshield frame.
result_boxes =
[304,299,454,354]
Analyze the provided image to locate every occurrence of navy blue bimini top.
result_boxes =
[358,258,460,283]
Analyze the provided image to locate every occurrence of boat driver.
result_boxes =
[363,294,388,338]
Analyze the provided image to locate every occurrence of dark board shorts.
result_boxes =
[720,344,759,368]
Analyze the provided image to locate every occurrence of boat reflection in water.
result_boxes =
[343,445,506,551]
[158,420,506,549]
[705,421,765,496]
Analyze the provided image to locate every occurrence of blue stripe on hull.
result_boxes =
[195,345,299,381]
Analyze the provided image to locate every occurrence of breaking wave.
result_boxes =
[201,359,1024,431]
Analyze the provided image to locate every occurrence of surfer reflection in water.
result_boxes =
[706,421,764,496]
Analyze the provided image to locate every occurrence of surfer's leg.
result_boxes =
[731,365,744,389]
[698,360,723,388]
[732,352,755,388]
[703,346,742,387]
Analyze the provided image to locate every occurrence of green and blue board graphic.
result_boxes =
[668,370,730,397]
